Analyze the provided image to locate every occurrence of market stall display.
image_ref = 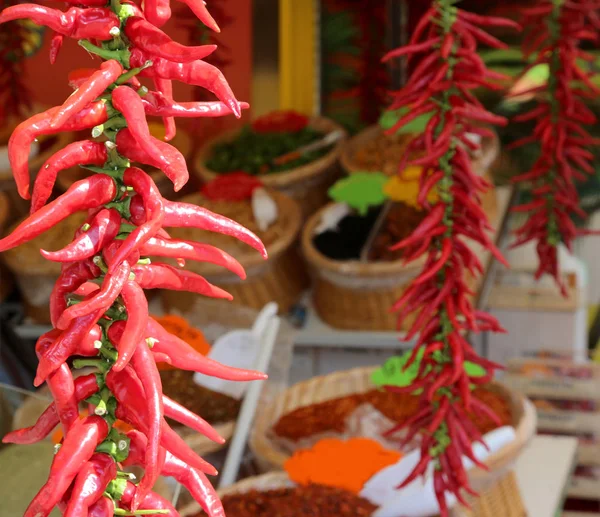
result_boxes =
[162,181,307,314]
[195,113,347,218]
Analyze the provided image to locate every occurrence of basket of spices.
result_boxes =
[0,106,75,217]
[2,211,86,323]
[179,472,379,517]
[340,110,500,178]
[56,123,192,199]
[194,110,347,218]
[161,174,308,315]
[301,162,498,330]
[248,365,535,517]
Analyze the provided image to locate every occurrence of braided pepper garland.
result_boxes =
[0,1,268,516]
[383,1,518,513]
[512,0,600,295]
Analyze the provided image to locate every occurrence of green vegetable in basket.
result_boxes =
[328,173,388,216]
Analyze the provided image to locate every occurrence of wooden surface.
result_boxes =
[514,435,578,517]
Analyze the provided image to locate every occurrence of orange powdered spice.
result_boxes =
[284,437,402,494]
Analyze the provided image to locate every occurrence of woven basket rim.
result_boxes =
[173,189,302,276]
[194,117,347,188]
[248,366,536,477]
[340,124,500,176]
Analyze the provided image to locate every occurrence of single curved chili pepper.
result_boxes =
[131,48,241,117]
[24,415,109,517]
[9,101,108,199]
[132,262,232,299]
[31,140,108,213]
[2,374,99,445]
[49,259,100,326]
[152,77,176,140]
[126,17,216,63]
[139,236,245,278]
[106,369,217,474]
[146,317,267,381]
[87,496,115,517]
[142,90,248,118]
[107,167,164,273]
[47,365,79,434]
[63,453,116,517]
[174,0,220,32]
[115,127,189,189]
[36,310,104,385]
[131,196,267,258]
[125,430,225,517]
[112,87,189,191]
[49,32,64,64]
[130,340,163,508]
[56,261,130,330]
[41,209,121,262]
[163,396,224,444]
[141,0,171,27]
[0,5,120,41]
[112,280,149,371]
[51,60,123,128]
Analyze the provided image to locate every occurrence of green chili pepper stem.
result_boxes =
[93,255,109,274]
[96,441,118,457]
[73,358,110,373]
[100,346,119,363]
[115,61,153,85]
[79,40,131,68]
[93,117,127,138]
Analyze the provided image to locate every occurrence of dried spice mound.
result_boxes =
[160,369,241,425]
[209,484,377,517]
[273,388,511,442]
[353,132,413,176]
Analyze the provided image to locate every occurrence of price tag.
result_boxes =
[193,329,260,399]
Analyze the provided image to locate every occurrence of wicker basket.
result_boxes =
[302,146,499,331]
[161,190,308,315]
[56,128,193,199]
[179,471,526,517]
[194,117,347,219]
[0,106,75,218]
[2,212,87,323]
[340,124,500,177]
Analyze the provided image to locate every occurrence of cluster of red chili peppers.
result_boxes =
[511,0,600,295]
[0,1,268,516]
[383,1,518,513]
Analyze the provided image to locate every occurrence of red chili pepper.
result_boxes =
[24,415,109,517]
[8,102,108,199]
[163,396,225,444]
[140,236,245,278]
[63,453,116,517]
[51,61,122,129]
[174,0,220,32]
[36,310,104,385]
[121,481,178,515]
[31,140,108,213]
[131,48,241,118]
[88,497,115,517]
[251,110,309,133]
[146,317,267,381]
[41,209,121,262]
[126,17,216,63]
[3,374,99,445]
[130,197,267,258]
[112,281,149,371]
[0,5,120,41]
[141,0,171,27]
[132,262,232,299]
[114,126,189,192]
[142,90,248,118]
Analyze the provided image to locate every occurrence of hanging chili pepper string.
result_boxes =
[383,1,518,513]
[512,0,600,295]
[0,0,268,515]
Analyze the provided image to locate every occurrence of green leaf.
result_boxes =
[522,64,549,87]
[371,349,424,388]
[379,106,433,135]
[328,172,387,215]
[464,361,486,377]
